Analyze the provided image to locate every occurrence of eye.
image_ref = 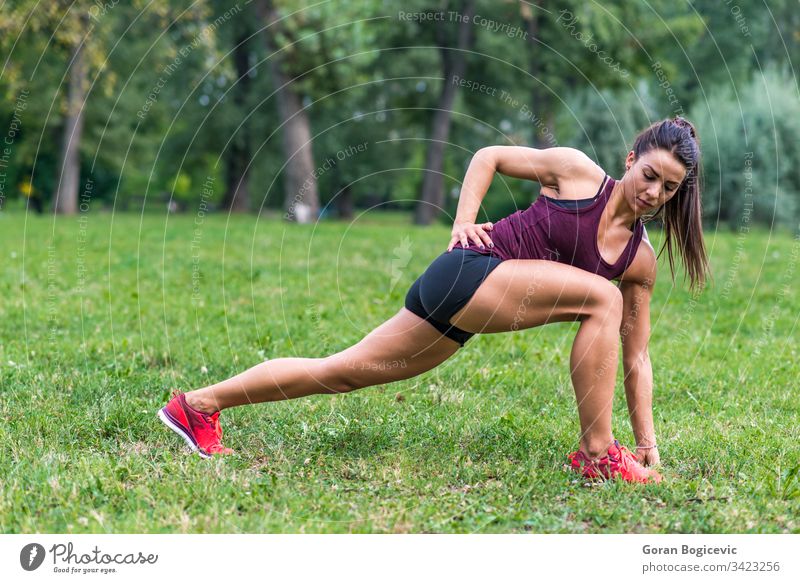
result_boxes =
[644,173,655,181]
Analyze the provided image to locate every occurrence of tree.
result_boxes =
[220,1,256,212]
[257,0,318,222]
[0,2,102,214]
[0,0,209,213]
[54,13,89,215]
[255,0,382,222]
[413,0,477,226]
[522,1,704,146]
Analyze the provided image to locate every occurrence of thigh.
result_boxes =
[326,308,461,387]
[449,259,619,333]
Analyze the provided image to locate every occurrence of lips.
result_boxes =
[636,198,655,209]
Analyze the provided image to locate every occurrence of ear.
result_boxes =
[625,150,636,172]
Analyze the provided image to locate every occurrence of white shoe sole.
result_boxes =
[157,408,211,459]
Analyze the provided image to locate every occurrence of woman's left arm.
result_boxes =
[619,238,659,466]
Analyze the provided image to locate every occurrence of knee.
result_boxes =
[589,282,623,324]
[317,356,367,394]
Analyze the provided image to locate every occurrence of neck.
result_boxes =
[606,175,638,230]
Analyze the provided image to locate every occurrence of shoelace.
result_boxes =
[614,442,655,480]
[175,389,222,439]
[619,443,646,467]
[208,414,223,440]
[205,413,232,453]
[169,390,231,454]
[573,445,638,477]
[196,409,222,439]
[571,450,605,478]
[614,449,633,473]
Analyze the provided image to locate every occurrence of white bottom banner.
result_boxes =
[1,534,798,582]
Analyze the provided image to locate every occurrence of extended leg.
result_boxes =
[185,308,460,413]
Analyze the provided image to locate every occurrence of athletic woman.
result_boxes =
[159,117,708,484]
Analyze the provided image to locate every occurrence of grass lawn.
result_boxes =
[1,210,798,533]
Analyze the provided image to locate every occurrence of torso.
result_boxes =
[595,202,637,267]
[462,162,646,281]
[540,164,639,269]
[617,229,657,285]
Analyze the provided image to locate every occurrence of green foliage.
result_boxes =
[271,0,384,96]
[0,0,796,225]
[558,81,659,176]
[691,66,800,229]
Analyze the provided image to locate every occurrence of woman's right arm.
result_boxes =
[448,146,593,252]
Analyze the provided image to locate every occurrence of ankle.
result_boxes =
[184,391,219,414]
[580,436,614,460]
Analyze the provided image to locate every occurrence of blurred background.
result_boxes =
[0,0,797,229]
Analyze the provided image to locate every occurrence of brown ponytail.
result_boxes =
[632,117,709,292]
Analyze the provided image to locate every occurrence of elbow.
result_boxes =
[473,146,497,168]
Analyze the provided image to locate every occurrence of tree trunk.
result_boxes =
[257,0,319,223]
[222,136,251,212]
[336,183,353,220]
[414,0,476,226]
[221,25,252,213]
[54,38,87,215]
[523,0,554,150]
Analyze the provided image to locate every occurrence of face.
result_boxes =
[624,148,687,215]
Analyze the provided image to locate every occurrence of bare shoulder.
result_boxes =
[544,147,603,181]
[618,228,657,289]
[548,148,606,198]
[541,146,597,166]
[486,145,602,187]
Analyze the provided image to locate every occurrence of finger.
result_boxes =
[469,231,486,248]
[463,228,481,248]
[477,230,494,248]
[447,236,458,252]
[459,235,468,248]
[482,222,493,230]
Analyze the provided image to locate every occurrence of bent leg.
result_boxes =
[185,308,460,413]
[450,259,624,459]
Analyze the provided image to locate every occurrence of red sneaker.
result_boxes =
[567,440,662,484]
[158,392,234,458]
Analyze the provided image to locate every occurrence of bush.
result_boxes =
[691,66,800,230]
[558,81,659,177]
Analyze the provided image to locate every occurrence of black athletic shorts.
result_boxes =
[404,248,504,347]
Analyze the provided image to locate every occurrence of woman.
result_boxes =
[159,117,708,484]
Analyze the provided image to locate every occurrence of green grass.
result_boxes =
[1,210,798,533]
